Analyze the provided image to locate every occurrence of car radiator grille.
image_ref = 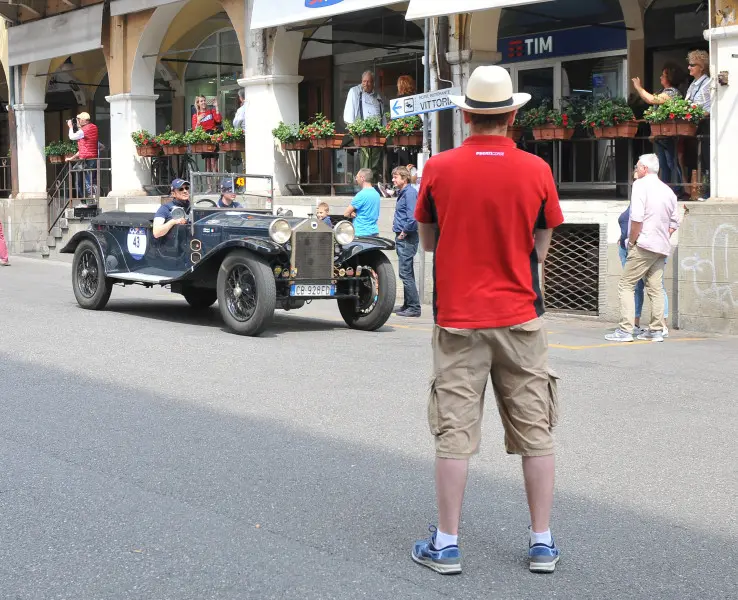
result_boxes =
[293,231,334,280]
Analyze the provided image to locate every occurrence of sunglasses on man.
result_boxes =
[176,185,190,192]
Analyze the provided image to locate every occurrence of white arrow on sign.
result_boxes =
[390,87,461,120]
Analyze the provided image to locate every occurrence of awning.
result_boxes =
[406,0,552,21]
[250,0,405,31]
[8,3,104,67]
[110,0,184,17]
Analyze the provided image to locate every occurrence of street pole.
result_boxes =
[418,17,431,306]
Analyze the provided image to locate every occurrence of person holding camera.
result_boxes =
[66,112,99,202]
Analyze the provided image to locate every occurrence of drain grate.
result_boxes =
[543,224,601,315]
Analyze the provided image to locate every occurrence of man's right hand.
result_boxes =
[66,119,73,128]
[174,218,187,226]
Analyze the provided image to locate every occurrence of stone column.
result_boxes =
[239,74,303,197]
[105,93,159,197]
[10,103,48,253]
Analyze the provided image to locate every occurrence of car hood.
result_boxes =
[195,212,306,230]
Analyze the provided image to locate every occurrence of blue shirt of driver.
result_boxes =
[154,199,190,223]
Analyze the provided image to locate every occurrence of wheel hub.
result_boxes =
[233,286,242,298]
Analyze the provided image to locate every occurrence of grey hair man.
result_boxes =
[606,153,681,343]
[343,70,386,183]
[232,88,246,131]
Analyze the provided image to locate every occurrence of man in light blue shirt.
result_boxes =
[344,168,380,237]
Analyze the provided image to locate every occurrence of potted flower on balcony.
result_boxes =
[131,129,161,157]
[385,115,423,147]
[155,127,187,155]
[583,98,637,139]
[304,113,343,149]
[45,141,66,163]
[546,108,575,140]
[272,121,310,151]
[184,126,217,154]
[520,104,553,140]
[644,97,706,137]
[214,119,245,152]
[346,116,386,147]
[506,112,526,142]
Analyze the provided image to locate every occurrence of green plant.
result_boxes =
[154,126,186,147]
[303,113,335,139]
[271,122,307,143]
[183,126,215,144]
[346,115,384,137]
[384,115,422,137]
[583,98,635,128]
[218,120,245,142]
[643,97,707,123]
[130,130,158,147]
[519,103,551,128]
[546,108,574,129]
[44,140,77,156]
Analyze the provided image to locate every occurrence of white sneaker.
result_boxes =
[662,325,669,338]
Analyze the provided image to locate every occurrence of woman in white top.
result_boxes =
[681,50,712,189]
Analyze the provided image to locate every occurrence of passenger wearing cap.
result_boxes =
[153,179,190,239]
[217,180,241,208]
[66,111,99,201]
[411,65,564,576]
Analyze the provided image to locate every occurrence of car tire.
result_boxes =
[338,252,396,331]
[72,239,112,310]
[217,250,276,336]
[182,287,217,310]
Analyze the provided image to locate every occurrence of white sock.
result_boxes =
[433,529,458,549]
[530,528,553,547]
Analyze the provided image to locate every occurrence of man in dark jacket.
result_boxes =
[392,166,420,317]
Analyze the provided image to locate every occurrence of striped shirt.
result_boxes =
[685,75,711,113]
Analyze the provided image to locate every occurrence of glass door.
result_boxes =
[517,67,555,109]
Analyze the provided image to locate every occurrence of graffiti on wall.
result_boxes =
[681,223,738,307]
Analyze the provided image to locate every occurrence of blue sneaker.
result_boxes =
[411,526,462,575]
[529,539,561,573]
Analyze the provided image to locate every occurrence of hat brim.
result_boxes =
[449,92,532,115]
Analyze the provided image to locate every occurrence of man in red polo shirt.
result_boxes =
[410,66,564,576]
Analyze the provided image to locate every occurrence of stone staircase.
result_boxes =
[45,208,96,256]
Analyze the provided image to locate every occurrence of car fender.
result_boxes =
[60,229,107,257]
[176,237,289,283]
[336,237,395,265]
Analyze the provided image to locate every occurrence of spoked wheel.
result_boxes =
[338,252,396,331]
[72,239,112,310]
[216,250,276,336]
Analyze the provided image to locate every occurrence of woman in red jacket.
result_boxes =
[192,95,222,173]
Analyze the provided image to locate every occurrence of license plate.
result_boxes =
[290,284,335,297]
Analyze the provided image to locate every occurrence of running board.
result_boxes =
[108,273,174,284]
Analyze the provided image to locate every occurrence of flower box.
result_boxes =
[616,122,639,138]
[136,145,161,157]
[506,126,524,142]
[191,143,217,154]
[310,134,344,150]
[356,134,386,147]
[592,126,618,139]
[676,122,698,136]
[49,155,64,164]
[392,133,423,147]
[162,145,187,156]
[532,124,556,140]
[283,140,310,151]
[220,141,245,152]
[553,127,575,140]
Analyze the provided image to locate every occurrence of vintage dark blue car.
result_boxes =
[61,202,396,336]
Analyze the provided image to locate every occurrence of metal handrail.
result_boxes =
[47,157,112,233]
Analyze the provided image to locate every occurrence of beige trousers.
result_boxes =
[619,245,667,333]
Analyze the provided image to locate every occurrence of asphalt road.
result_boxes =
[1,257,736,600]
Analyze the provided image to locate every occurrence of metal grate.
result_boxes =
[543,224,601,315]
[293,231,334,280]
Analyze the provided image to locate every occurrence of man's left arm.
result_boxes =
[668,197,682,236]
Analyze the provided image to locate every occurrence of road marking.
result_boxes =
[550,338,708,350]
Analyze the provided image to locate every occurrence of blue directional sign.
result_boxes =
[390,88,460,120]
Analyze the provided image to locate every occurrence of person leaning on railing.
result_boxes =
[66,111,99,203]
[632,63,685,192]
[681,50,712,190]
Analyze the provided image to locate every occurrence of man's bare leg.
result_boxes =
[436,457,469,535]
[522,455,555,533]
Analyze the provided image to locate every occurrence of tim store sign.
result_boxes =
[506,36,553,60]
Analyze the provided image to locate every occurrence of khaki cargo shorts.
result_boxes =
[427,318,560,458]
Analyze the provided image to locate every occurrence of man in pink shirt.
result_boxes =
[606,154,680,343]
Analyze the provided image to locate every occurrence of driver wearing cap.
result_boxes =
[153,179,190,239]
[217,179,241,208]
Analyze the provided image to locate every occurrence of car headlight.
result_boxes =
[334,220,355,245]
[269,219,292,244]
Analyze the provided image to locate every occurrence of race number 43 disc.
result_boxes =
[127,227,147,260]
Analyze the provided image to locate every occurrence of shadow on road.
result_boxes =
[0,355,731,599]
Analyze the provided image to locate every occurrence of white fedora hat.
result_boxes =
[450,65,531,114]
